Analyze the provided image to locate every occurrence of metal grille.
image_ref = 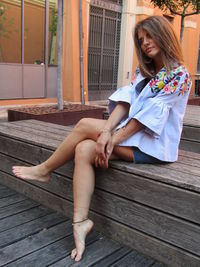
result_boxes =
[108,0,123,5]
[88,2,122,100]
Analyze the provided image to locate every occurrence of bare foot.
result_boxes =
[12,164,50,182]
[71,219,94,262]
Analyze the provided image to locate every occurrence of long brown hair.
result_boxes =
[134,16,184,78]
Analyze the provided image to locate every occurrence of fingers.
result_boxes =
[95,155,109,169]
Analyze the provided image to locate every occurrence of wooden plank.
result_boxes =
[179,139,200,154]
[7,231,100,267]
[0,171,74,219]
[110,161,200,193]
[178,155,200,168]
[91,190,200,256]
[0,193,27,208]
[0,122,69,142]
[91,247,132,267]
[0,213,68,249]
[11,119,74,131]
[2,162,200,257]
[151,263,166,267]
[2,128,200,193]
[1,152,200,226]
[1,172,199,267]
[181,125,200,141]
[179,149,200,160]
[0,206,52,233]
[34,167,200,225]
[157,161,200,176]
[49,237,122,267]
[0,187,16,198]
[91,213,200,267]
[10,120,73,135]
[2,150,200,228]
[0,126,61,150]
[0,135,74,176]
[0,221,71,265]
[0,199,40,220]
[0,123,65,143]
[0,135,54,165]
[110,250,154,266]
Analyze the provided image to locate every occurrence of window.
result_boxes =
[0,1,21,63]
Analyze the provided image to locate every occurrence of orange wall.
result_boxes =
[62,0,88,102]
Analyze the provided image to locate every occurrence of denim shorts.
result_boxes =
[133,147,167,164]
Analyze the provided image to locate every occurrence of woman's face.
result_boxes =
[138,29,161,60]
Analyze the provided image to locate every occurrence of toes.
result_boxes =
[71,246,84,262]
[71,248,77,260]
[75,253,82,262]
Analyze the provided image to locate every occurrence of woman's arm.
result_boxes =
[95,102,130,166]
[102,101,130,132]
[112,118,143,146]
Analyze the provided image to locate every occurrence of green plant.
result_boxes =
[49,8,58,36]
[0,3,18,62]
[150,0,200,42]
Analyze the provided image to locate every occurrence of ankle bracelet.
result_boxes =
[72,218,88,225]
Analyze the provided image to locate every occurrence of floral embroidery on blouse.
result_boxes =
[149,65,191,96]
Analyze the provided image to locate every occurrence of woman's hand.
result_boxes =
[95,131,113,169]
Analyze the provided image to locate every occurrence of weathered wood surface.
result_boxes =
[180,105,200,153]
[0,120,200,266]
[0,184,159,267]
[184,105,200,128]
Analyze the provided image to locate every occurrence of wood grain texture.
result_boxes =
[0,206,51,233]
[1,119,200,266]
[6,231,100,267]
[1,171,199,267]
[0,212,68,249]
[0,221,71,265]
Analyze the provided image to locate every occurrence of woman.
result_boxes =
[12,16,192,262]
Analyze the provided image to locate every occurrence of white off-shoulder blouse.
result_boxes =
[108,65,192,162]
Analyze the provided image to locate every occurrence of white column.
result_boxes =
[117,0,137,88]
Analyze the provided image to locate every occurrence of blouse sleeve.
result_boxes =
[108,68,140,115]
[131,71,192,138]
[108,85,134,114]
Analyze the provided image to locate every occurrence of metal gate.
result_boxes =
[88,0,122,100]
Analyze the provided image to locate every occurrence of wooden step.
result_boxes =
[0,120,200,266]
[180,105,200,153]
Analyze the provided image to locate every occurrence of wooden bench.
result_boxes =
[180,105,200,153]
[0,120,200,266]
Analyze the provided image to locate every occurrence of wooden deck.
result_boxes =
[0,183,161,266]
[0,119,200,266]
[180,105,200,153]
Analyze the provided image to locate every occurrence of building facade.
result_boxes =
[0,0,199,102]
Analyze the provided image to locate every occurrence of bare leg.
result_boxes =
[71,140,96,262]
[12,118,107,181]
[70,140,133,261]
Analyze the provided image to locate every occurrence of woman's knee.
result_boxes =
[74,140,96,163]
[75,118,106,133]
[75,118,93,130]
